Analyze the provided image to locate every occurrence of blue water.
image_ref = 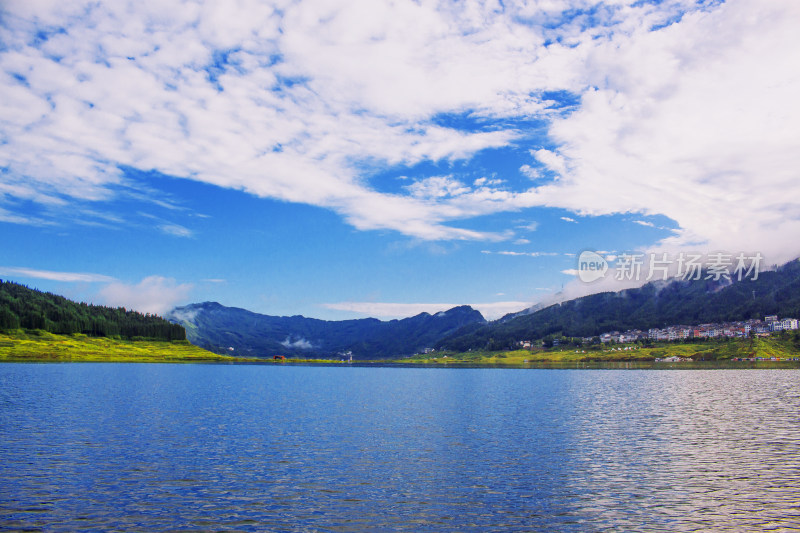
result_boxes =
[1,364,799,532]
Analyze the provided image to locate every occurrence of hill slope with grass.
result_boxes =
[0,280,185,340]
[0,280,217,362]
[0,329,228,362]
[438,258,800,352]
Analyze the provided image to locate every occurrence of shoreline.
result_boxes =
[2,331,799,367]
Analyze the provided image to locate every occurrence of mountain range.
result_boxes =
[437,258,800,351]
[167,258,800,359]
[165,302,485,359]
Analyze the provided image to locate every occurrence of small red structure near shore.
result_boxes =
[273,355,286,361]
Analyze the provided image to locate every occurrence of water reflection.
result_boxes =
[558,371,800,531]
[0,364,798,531]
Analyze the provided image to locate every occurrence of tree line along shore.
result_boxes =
[2,279,799,364]
[0,280,185,341]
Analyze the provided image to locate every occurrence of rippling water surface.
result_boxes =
[1,364,799,532]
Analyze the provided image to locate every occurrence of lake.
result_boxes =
[1,364,799,532]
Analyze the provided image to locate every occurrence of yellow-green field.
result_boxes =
[0,330,355,364]
[0,330,239,362]
[398,337,800,366]
[3,330,799,366]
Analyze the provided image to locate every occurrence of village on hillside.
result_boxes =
[516,315,799,349]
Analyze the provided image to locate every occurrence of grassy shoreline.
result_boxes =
[2,330,799,366]
[0,330,354,364]
[0,330,244,363]
[396,337,800,366]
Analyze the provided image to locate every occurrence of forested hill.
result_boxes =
[437,258,800,352]
[0,280,185,341]
[166,301,485,359]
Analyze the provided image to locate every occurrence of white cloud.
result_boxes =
[472,301,532,321]
[406,176,470,199]
[517,221,539,232]
[530,0,800,265]
[505,250,557,257]
[633,220,654,227]
[533,149,568,176]
[560,216,577,223]
[97,276,192,315]
[322,300,529,321]
[324,302,462,318]
[168,306,199,324]
[0,0,529,240]
[158,223,194,238]
[0,207,55,226]
[281,337,314,350]
[0,266,116,283]
[0,267,194,315]
[481,249,558,257]
[0,0,797,262]
[519,164,540,180]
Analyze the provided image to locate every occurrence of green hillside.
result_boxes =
[167,302,485,359]
[0,280,185,341]
[438,259,800,352]
[409,333,800,366]
[0,329,229,362]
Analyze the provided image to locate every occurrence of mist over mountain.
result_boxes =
[168,259,800,358]
[166,302,485,359]
[437,259,800,352]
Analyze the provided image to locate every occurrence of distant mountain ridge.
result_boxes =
[437,258,800,352]
[166,302,485,359]
[168,258,800,357]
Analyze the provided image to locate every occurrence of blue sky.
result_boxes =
[1,0,799,320]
